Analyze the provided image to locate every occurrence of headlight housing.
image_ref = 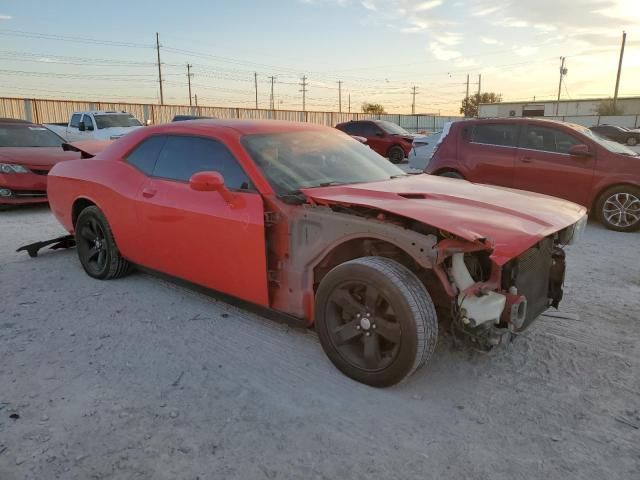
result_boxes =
[0,163,30,174]
[559,214,588,245]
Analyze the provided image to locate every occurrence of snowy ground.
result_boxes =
[1,205,639,480]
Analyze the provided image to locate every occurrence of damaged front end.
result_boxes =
[438,217,583,348]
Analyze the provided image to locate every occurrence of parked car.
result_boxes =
[589,124,640,146]
[0,118,79,205]
[171,115,216,122]
[45,120,586,386]
[426,118,640,232]
[335,120,417,163]
[45,111,143,142]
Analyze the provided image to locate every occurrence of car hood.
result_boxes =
[301,174,587,265]
[0,147,79,168]
[100,126,143,138]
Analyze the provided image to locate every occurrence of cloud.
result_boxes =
[455,58,478,68]
[513,45,539,56]
[414,0,442,11]
[481,36,500,45]
[361,0,377,10]
[471,4,506,16]
[0,14,12,20]
[438,32,463,46]
[429,41,461,60]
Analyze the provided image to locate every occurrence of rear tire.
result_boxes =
[315,256,438,387]
[75,206,132,279]
[595,185,640,232]
[387,145,405,164]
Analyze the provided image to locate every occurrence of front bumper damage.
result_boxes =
[445,231,571,348]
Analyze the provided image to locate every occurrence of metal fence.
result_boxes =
[0,97,460,132]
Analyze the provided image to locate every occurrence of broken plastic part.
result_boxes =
[451,253,506,326]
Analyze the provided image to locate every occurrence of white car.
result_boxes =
[45,111,143,142]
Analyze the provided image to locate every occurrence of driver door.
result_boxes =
[513,124,596,206]
[135,134,269,306]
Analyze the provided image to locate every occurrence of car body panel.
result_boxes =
[302,174,586,265]
[0,143,78,205]
[426,118,640,209]
[47,119,585,327]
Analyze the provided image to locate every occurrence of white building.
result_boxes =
[479,97,640,126]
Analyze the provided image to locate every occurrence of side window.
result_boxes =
[126,135,167,175]
[69,114,81,128]
[523,126,581,154]
[81,114,93,130]
[340,123,358,135]
[471,124,518,147]
[153,135,252,190]
[360,122,381,137]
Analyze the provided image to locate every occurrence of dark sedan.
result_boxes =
[589,125,640,146]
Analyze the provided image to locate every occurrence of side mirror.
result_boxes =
[78,121,86,132]
[87,123,94,131]
[189,171,235,204]
[568,144,592,157]
[375,131,384,137]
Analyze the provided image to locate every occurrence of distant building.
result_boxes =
[478,97,640,118]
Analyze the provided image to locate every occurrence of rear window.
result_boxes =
[0,125,65,147]
[471,124,518,147]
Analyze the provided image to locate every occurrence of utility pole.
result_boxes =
[268,76,276,110]
[555,57,567,116]
[300,75,308,112]
[411,86,418,114]
[254,72,258,109]
[613,31,626,112]
[186,64,193,106]
[155,32,164,105]
[194,94,198,106]
[348,93,351,113]
[476,74,481,117]
[465,74,470,117]
[338,80,343,113]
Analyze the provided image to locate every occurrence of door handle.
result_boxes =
[521,156,534,163]
[142,187,157,198]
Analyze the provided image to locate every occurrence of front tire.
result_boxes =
[75,206,132,279]
[387,145,405,164]
[627,136,638,146]
[595,185,640,232]
[315,257,438,387]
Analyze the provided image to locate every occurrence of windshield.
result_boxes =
[242,130,407,195]
[94,114,142,129]
[378,121,411,135]
[0,125,64,147]
[572,124,639,155]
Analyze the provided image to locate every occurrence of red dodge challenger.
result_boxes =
[0,118,80,205]
[46,120,587,386]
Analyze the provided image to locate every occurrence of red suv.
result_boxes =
[426,118,640,232]
[335,120,414,163]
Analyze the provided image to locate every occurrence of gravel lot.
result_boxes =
[1,205,639,480]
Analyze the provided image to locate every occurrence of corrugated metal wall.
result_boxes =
[0,97,459,132]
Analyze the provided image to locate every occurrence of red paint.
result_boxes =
[0,146,78,204]
[426,118,640,210]
[47,120,586,324]
[302,174,586,266]
[335,120,414,158]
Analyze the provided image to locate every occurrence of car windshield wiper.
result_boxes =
[390,174,408,179]
[278,189,307,205]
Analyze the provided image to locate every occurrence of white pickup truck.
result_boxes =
[45,111,144,142]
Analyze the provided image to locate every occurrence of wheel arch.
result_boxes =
[71,197,98,228]
[387,143,407,157]
[433,167,465,178]
[591,182,640,212]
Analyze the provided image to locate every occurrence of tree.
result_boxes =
[361,102,385,114]
[460,92,502,117]
[595,98,624,116]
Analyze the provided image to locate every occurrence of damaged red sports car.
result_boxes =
[46,120,587,386]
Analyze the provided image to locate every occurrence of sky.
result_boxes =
[0,0,638,115]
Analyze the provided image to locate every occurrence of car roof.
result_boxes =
[150,119,334,135]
